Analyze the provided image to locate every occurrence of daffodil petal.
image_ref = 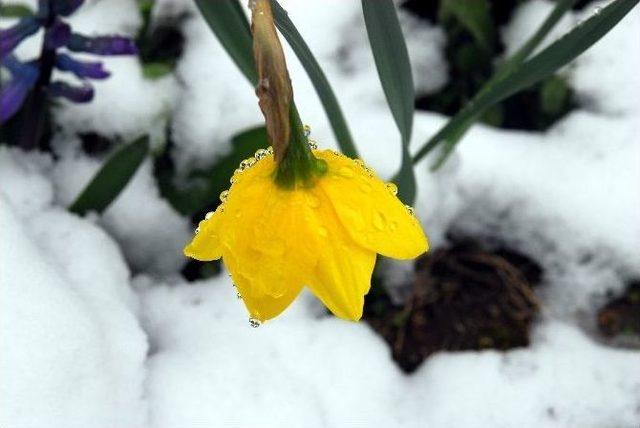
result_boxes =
[183,207,224,261]
[308,239,376,321]
[223,249,304,322]
[315,150,428,260]
[219,154,320,320]
[305,190,376,321]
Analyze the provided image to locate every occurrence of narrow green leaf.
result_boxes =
[194,0,258,84]
[414,0,638,166]
[270,0,358,159]
[394,147,416,204]
[440,0,495,51]
[69,137,149,215]
[0,3,33,17]
[362,0,416,203]
[361,0,415,144]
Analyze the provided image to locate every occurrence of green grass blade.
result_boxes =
[414,0,576,164]
[69,137,149,215]
[194,0,258,85]
[362,0,416,203]
[270,0,358,158]
[361,0,415,143]
[414,0,638,166]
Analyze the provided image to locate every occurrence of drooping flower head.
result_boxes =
[184,144,428,324]
[184,0,428,326]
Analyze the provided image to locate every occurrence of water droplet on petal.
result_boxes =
[266,146,274,154]
[308,139,318,150]
[205,211,214,220]
[405,205,415,216]
[255,148,269,160]
[373,211,387,230]
[386,182,398,196]
[354,159,366,168]
[303,124,311,136]
[339,166,355,178]
[236,291,242,299]
[240,157,256,170]
[249,318,261,328]
[220,190,229,202]
[194,227,200,234]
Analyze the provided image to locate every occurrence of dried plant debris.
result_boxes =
[597,281,640,348]
[366,239,541,373]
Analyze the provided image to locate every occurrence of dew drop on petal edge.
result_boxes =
[255,148,269,160]
[249,318,261,328]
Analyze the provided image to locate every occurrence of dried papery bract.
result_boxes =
[250,0,292,163]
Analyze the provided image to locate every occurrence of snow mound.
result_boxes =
[140,274,640,428]
[0,197,147,428]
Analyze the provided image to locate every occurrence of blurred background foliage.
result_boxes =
[405,0,579,131]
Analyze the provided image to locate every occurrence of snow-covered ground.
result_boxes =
[1,0,639,427]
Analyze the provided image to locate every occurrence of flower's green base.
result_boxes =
[274,103,327,188]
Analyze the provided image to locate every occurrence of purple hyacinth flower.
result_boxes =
[55,53,110,79]
[0,17,41,58]
[0,57,40,122]
[49,81,94,103]
[52,0,85,17]
[66,34,138,56]
[45,20,72,50]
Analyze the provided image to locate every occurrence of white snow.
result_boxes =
[139,274,640,428]
[0,170,148,428]
[50,139,192,275]
[2,0,640,427]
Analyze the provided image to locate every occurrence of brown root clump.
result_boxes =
[365,240,542,373]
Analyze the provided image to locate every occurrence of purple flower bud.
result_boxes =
[0,17,41,59]
[55,53,110,79]
[67,34,138,56]
[48,81,94,103]
[0,57,40,122]
[45,20,71,50]
[52,0,85,17]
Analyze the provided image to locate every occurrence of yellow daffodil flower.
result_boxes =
[184,148,428,324]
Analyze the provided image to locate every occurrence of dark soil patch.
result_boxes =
[365,239,542,373]
[597,281,640,347]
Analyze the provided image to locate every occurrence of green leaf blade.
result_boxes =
[414,0,639,167]
[69,137,149,216]
[194,0,258,85]
[0,3,34,18]
[361,0,415,144]
[362,0,417,204]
